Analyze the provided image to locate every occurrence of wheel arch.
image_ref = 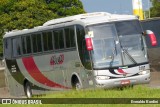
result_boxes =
[71,72,83,88]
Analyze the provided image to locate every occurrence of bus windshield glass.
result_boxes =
[87,20,148,69]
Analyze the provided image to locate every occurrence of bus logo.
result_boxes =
[50,54,64,66]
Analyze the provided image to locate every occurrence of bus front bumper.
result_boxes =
[95,73,150,88]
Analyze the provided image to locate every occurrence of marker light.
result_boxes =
[146,30,157,46]
[85,35,93,51]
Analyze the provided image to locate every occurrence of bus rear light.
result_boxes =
[85,36,93,51]
[145,30,157,46]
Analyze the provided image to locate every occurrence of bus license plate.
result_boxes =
[121,80,130,85]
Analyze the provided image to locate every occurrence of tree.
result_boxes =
[150,0,160,17]
[47,0,85,17]
[0,0,85,53]
[144,10,150,19]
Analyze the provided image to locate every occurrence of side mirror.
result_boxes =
[85,35,93,51]
[144,30,157,46]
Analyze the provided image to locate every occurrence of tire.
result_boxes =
[73,79,82,90]
[24,82,32,98]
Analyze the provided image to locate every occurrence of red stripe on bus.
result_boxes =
[22,57,70,89]
[117,69,128,74]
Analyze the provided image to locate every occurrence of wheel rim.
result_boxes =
[75,83,81,90]
[26,85,32,98]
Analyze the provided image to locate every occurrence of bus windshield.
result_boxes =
[87,20,148,69]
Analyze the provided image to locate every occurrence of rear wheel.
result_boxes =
[24,82,32,98]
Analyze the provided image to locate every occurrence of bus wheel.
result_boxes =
[24,82,32,98]
[73,80,82,90]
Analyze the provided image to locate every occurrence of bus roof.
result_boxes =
[4,12,137,38]
[43,12,137,26]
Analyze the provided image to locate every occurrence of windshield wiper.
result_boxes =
[122,48,137,65]
[118,38,137,65]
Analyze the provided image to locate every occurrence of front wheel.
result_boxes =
[72,79,82,90]
[24,82,32,98]
[75,82,82,90]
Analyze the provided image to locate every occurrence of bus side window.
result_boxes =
[31,34,42,53]
[26,36,32,54]
[4,38,12,59]
[82,40,92,70]
[42,31,53,51]
[22,35,32,54]
[22,36,27,54]
[64,27,75,48]
[53,29,64,50]
[76,25,92,70]
[12,37,22,57]
[76,25,85,63]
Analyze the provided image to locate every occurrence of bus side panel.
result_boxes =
[17,54,72,90]
[65,50,95,89]
[17,58,53,90]
[5,67,25,97]
[21,50,95,90]
[63,51,95,89]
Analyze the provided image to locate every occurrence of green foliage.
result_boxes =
[150,0,160,17]
[47,0,85,17]
[144,10,150,19]
[0,0,85,54]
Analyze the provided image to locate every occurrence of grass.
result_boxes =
[40,85,160,98]
[1,85,160,107]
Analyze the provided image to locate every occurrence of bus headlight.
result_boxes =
[138,70,150,75]
[96,76,110,80]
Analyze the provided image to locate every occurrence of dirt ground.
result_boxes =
[0,71,160,98]
[148,71,160,88]
[0,87,11,98]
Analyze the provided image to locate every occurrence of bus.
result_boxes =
[3,12,157,98]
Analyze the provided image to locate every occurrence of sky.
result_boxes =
[80,0,151,15]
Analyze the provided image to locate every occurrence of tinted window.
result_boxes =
[5,39,8,50]
[22,35,32,54]
[76,25,91,69]
[22,36,27,54]
[31,34,42,53]
[12,37,22,57]
[64,27,75,48]
[42,31,53,51]
[4,38,12,59]
[26,36,32,54]
[53,30,64,49]
[115,20,142,35]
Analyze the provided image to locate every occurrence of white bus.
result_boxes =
[3,12,157,98]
